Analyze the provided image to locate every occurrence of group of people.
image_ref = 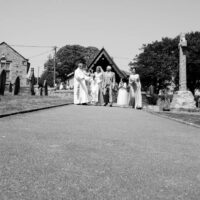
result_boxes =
[117,67,142,109]
[74,62,142,109]
[55,82,72,90]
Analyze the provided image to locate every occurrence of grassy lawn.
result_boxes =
[157,112,200,126]
[0,94,73,115]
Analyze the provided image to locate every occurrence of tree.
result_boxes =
[39,70,56,87]
[185,32,200,92]
[130,37,179,92]
[44,45,99,82]
[130,31,200,93]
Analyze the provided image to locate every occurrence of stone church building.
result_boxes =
[66,48,129,88]
[0,42,30,86]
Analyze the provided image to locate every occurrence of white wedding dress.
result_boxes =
[129,74,142,108]
[117,82,129,106]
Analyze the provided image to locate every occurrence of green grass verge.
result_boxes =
[0,95,73,115]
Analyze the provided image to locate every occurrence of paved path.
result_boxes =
[0,105,200,200]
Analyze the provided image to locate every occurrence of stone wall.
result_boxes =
[48,89,74,99]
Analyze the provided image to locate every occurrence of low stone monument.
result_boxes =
[170,33,196,110]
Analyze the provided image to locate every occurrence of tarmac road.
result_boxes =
[0,105,200,200]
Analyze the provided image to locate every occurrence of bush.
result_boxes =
[14,77,20,95]
[0,70,6,95]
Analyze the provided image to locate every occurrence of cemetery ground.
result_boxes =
[153,111,200,127]
[0,93,199,128]
[0,93,73,116]
[0,105,200,200]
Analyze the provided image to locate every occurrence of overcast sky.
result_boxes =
[0,0,199,76]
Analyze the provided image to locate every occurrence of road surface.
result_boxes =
[0,105,200,200]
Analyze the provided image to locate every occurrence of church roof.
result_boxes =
[88,48,127,79]
[0,42,29,61]
[121,70,130,77]
[0,42,30,73]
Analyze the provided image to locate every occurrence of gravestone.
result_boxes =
[170,33,196,110]
[14,76,20,95]
[0,70,6,95]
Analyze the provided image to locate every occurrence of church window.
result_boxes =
[1,62,6,68]
[22,61,27,66]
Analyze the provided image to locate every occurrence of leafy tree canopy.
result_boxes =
[39,70,58,87]
[43,45,99,83]
[130,31,200,93]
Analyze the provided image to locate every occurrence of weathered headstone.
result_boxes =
[44,80,48,96]
[14,76,20,95]
[29,68,36,95]
[170,33,196,110]
[0,70,6,95]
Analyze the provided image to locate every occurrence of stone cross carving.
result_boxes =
[179,33,187,91]
[170,33,196,110]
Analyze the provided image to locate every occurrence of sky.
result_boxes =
[0,0,200,77]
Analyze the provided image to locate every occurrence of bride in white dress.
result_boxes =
[92,66,104,105]
[129,67,142,109]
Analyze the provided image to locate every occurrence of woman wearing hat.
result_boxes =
[128,66,142,109]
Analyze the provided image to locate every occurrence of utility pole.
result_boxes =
[37,66,40,85]
[53,46,57,87]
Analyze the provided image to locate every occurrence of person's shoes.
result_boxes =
[108,103,112,107]
[103,103,107,106]
[82,103,88,105]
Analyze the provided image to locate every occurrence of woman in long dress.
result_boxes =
[117,78,129,107]
[129,67,142,109]
[92,66,104,105]
[90,74,98,104]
